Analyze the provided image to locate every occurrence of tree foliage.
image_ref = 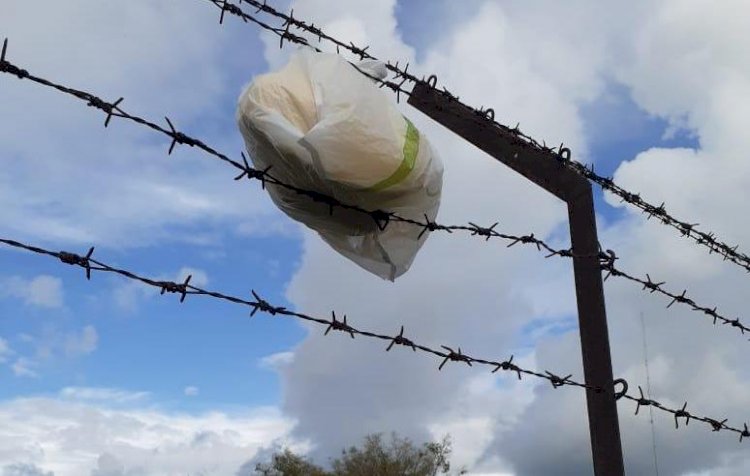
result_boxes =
[253,448,328,476]
[253,433,464,476]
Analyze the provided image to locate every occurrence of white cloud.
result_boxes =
[259,351,295,370]
[426,373,535,473]
[0,395,295,476]
[235,213,302,238]
[175,267,208,288]
[32,325,98,360]
[7,326,99,378]
[0,275,63,309]
[260,0,415,72]
[111,281,148,313]
[63,326,98,357]
[0,338,12,364]
[59,387,149,404]
[11,358,37,378]
[183,386,200,397]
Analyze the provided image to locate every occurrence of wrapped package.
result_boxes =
[237,49,443,280]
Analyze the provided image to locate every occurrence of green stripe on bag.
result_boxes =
[368,118,420,192]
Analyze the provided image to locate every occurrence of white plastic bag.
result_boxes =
[236,49,443,280]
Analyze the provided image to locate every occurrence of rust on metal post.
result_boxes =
[406,83,584,201]
[408,82,625,476]
[568,186,624,474]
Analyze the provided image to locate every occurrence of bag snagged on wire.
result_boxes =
[236,49,443,280]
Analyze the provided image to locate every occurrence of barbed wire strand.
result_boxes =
[2,39,749,341]
[1,235,749,442]
[207,0,750,278]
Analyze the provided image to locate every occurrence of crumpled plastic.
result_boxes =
[237,49,443,280]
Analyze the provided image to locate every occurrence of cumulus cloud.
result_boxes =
[0,395,295,475]
[183,386,200,397]
[0,275,63,309]
[253,0,750,475]
[258,351,295,370]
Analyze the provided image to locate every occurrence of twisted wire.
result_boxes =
[2,236,749,442]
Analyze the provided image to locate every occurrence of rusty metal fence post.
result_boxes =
[408,82,625,476]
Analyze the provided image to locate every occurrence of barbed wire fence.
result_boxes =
[1,0,749,460]
[206,0,750,277]
[2,236,749,443]
[2,38,748,341]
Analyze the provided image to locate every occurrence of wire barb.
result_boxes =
[674,402,692,429]
[545,371,573,389]
[233,152,271,188]
[250,290,286,316]
[219,0,243,24]
[164,116,200,155]
[370,209,392,231]
[707,418,728,432]
[58,246,95,280]
[438,346,472,370]
[492,355,522,380]
[642,274,666,293]
[325,311,355,339]
[386,326,416,352]
[741,424,750,442]
[0,38,28,79]
[634,385,656,416]
[418,214,444,239]
[158,274,192,303]
[468,222,499,241]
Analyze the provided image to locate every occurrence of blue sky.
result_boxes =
[0,2,306,411]
[2,1,749,475]
[0,234,303,410]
